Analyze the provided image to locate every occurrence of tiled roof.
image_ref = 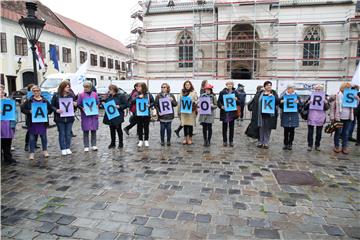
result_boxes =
[1,1,74,39]
[1,1,129,56]
[57,14,129,55]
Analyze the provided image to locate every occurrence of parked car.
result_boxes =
[97,86,128,108]
[11,88,27,103]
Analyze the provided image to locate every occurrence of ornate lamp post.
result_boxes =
[18,2,46,85]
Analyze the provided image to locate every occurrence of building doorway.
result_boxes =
[231,68,251,79]
[226,24,259,79]
[22,71,34,88]
[6,75,17,95]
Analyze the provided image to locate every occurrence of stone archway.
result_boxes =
[226,24,259,79]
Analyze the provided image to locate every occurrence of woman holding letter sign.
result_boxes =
[154,83,177,146]
[132,82,154,148]
[21,86,53,160]
[178,80,198,145]
[330,82,355,154]
[217,81,241,147]
[51,81,77,156]
[0,85,17,165]
[251,81,279,149]
[102,84,128,149]
[77,81,99,152]
[305,84,328,151]
[279,84,301,150]
[199,84,217,147]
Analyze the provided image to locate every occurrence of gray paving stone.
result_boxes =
[322,225,345,236]
[1,119,359,240]
[134,226,153,236]
[51,225,78,237]
[38,212,63,223]
[96,220,122,232]
[14,229,40,240]
[57,215,76,225]
[147,208,162,217]
[35,222,57,233]
[254,228,280,239]
[178,212,195,221]
[161,210,178,219]
[233,202,247,210]
[342,227,360,239]
[96,232,119,240]
[131,216,149,225]
[196,214,212,223]
[92,202,108,210]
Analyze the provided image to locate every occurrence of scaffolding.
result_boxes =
[127,0,360,81]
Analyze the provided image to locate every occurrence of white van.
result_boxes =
[40,73,98,94]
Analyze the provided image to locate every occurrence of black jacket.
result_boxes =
[131,92,155,117]
[217,87,241,122]
[249,90,280,129]
[103,93,128,126]
[51,93,76,123]
[21,96,53,127]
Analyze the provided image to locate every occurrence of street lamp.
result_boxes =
[18,2,46,85]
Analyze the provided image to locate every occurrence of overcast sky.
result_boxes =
[41,0,137,44]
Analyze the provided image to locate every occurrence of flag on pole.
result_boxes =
[351,63,360,87]
[70,59,89,95]
[49,45,59,71]
[35,42,45,70]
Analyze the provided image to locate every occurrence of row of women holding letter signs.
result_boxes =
[0,83,359,148]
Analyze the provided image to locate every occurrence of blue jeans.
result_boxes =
[334,119,352,148]
[348,119,356,138]
[29,133,47,153]
[160,121,172,142]
[57,122,73,150]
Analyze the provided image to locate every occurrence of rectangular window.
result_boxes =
[100,56,106,68]
[303,43,320,66]
[15,36,28,56]
[90,54,97,66]
[1,33,7,53]
[37,41,46,58]
[80,51,87,64]
[108,58,114,69]
[49,44,59,60]
[179,45,193,68]
[62,47,71,63]
[121,61,126,71]
[115,60,120,70]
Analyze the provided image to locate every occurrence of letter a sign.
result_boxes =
[31,102,48,123]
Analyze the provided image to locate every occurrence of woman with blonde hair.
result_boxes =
[21,86,53,160]
[77,81,99,152]
[154,83,177,146]
[330,82,354,154]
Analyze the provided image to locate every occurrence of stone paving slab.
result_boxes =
[1,118,360,239]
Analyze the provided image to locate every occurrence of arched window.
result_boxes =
[303,26,321,66]
[178,31,193,68]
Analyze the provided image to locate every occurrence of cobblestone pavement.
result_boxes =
[1,116,360,240]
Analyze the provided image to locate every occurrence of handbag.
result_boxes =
[324,121,343,134]
[150,108,158,122]
[245,121,259,139]
[300,103,309,120]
